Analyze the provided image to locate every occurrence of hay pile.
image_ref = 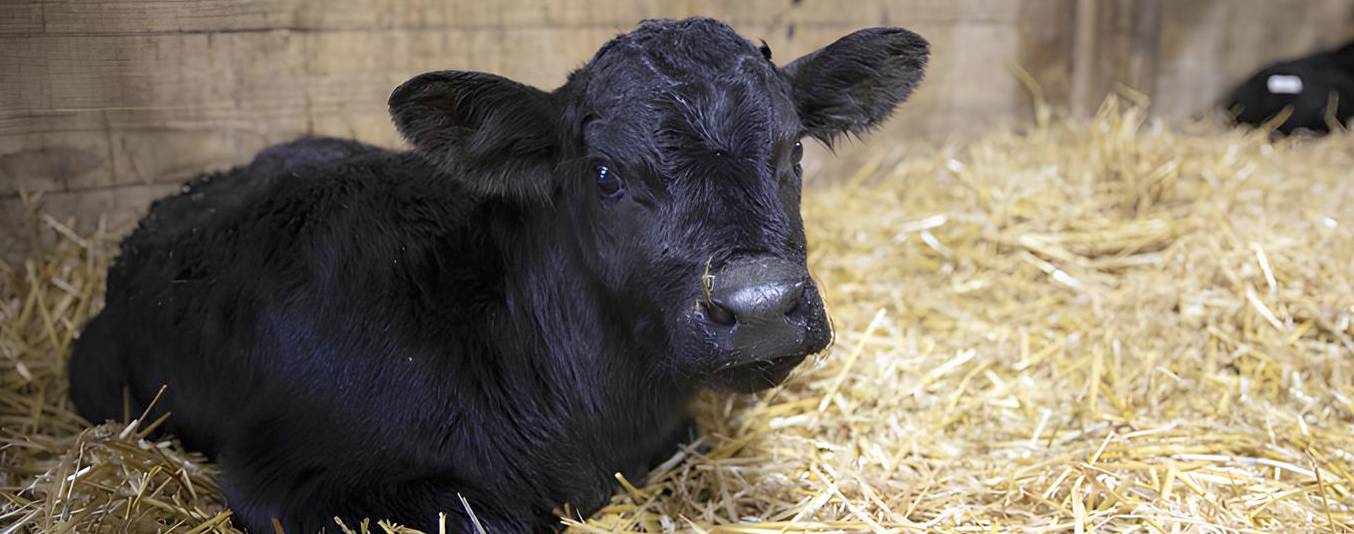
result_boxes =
[4,100,1353,532]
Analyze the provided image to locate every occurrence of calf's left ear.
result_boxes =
[784,28,929,145]
[389,71,559,203]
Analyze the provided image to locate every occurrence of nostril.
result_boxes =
[783,292,802,318]
[702,300,736,326]
[782,282,806,318]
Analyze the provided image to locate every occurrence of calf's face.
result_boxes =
[389,18,927,392]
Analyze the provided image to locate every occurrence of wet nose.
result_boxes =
[700,257,817,358]
[703,279,804,327]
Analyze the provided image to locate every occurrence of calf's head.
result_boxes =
[389,18,928,393]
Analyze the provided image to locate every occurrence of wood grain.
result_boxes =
[3,0,1352,250]
[1,19,1040,196]
[1,0,1032,36]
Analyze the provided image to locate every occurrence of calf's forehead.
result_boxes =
[586,18,765,87]
[579,19,801,156]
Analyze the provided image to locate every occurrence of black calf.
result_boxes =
[1227,40,1354,135]
[70,18,928,532]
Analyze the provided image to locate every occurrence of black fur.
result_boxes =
[69,18,928,533]
[1227,40,1354,136]
[784,27,929,145]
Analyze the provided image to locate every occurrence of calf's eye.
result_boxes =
[791,141,804,175]
[596,164,624,198]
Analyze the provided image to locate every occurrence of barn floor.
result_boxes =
[3,100,1353,533]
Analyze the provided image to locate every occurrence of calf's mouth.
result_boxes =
[709,353,808,393]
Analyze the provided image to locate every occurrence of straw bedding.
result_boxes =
[3,99,1352,532]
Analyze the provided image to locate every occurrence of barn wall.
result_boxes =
[1,0,1352,257]
[1154,0,1354,119]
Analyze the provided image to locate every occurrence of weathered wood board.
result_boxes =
[2,0,1351,258]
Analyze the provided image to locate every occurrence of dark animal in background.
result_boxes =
[69,18,928,532]
[1226,39,1354,135]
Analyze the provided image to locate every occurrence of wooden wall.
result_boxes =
[2,0,1352,258]
[1155,1,1354,118]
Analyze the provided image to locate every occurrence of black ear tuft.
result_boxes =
[389,71,559,203]
[784,28,929,145]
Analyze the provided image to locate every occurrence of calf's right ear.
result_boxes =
[389,71,559,203]
[784,28,929,145]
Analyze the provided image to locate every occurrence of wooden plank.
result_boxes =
[0,32,307,112]
[0,112,114,195]
[39,0,298,34]
[0,107,312,196]
[772,0,1023,28]
[1,27,620,114]
[296,0,642,31]
[296,0,464,31]
[1069,0,1164,116]
[0,6,1057,251]
[0,1,44,34]
[309,108,403,149]
[1012,0,1077,108]
[1129,0,1164,100]
[0,25,614,198]
[10,0,1036,36]
[1069,0,1101,117]
[104,107,309,188]
[0,36,53,111]
[20,0,635,35]
[0,19,1034,197]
